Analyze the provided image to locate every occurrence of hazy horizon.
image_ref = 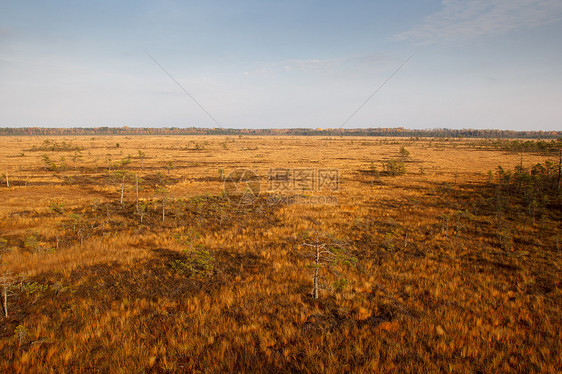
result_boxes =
[1,1,561,131]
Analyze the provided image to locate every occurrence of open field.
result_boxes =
[0,135,560,372]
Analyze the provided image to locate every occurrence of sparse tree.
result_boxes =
[42,154,55,171]
[1,272,22,318]
[58,156,68,171]
[64,213,88,246]
[111,170,127,205]
[383,159,406,176]
[137,150,146,169]
[156,187,170,222]
[112,170,135,205]
[135,174,141,211]
[399,146,410,158]
[120,173,125,204]
[137,201,148,224]
[49,201,65,215]
[302,230,355,300]
[175,228,201,254]
[117,155,132,169]
[106,154,113,171]
[1,273,10,318]
[72,150,82,170]
[14,325,27,345]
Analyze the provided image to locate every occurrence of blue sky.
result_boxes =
[1,0,561,130]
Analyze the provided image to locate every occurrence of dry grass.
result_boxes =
[0,135,560,372]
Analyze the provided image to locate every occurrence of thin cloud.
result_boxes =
[281,59,339,72]
[242,58,340,77]
[241,53,396,77]
[394,0,562,43]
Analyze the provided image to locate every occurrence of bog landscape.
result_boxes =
[0,132,561,372]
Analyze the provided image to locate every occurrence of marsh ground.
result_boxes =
[0,135,560,372]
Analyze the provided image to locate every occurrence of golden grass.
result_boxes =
[0,135,560,372]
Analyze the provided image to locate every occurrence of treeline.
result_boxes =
[0,126,560,138]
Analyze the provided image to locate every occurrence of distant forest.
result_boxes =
[0,126,560,138]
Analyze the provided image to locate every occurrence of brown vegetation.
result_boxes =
[0,135,560,372]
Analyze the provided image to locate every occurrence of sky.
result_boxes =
[0,0,561,130]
